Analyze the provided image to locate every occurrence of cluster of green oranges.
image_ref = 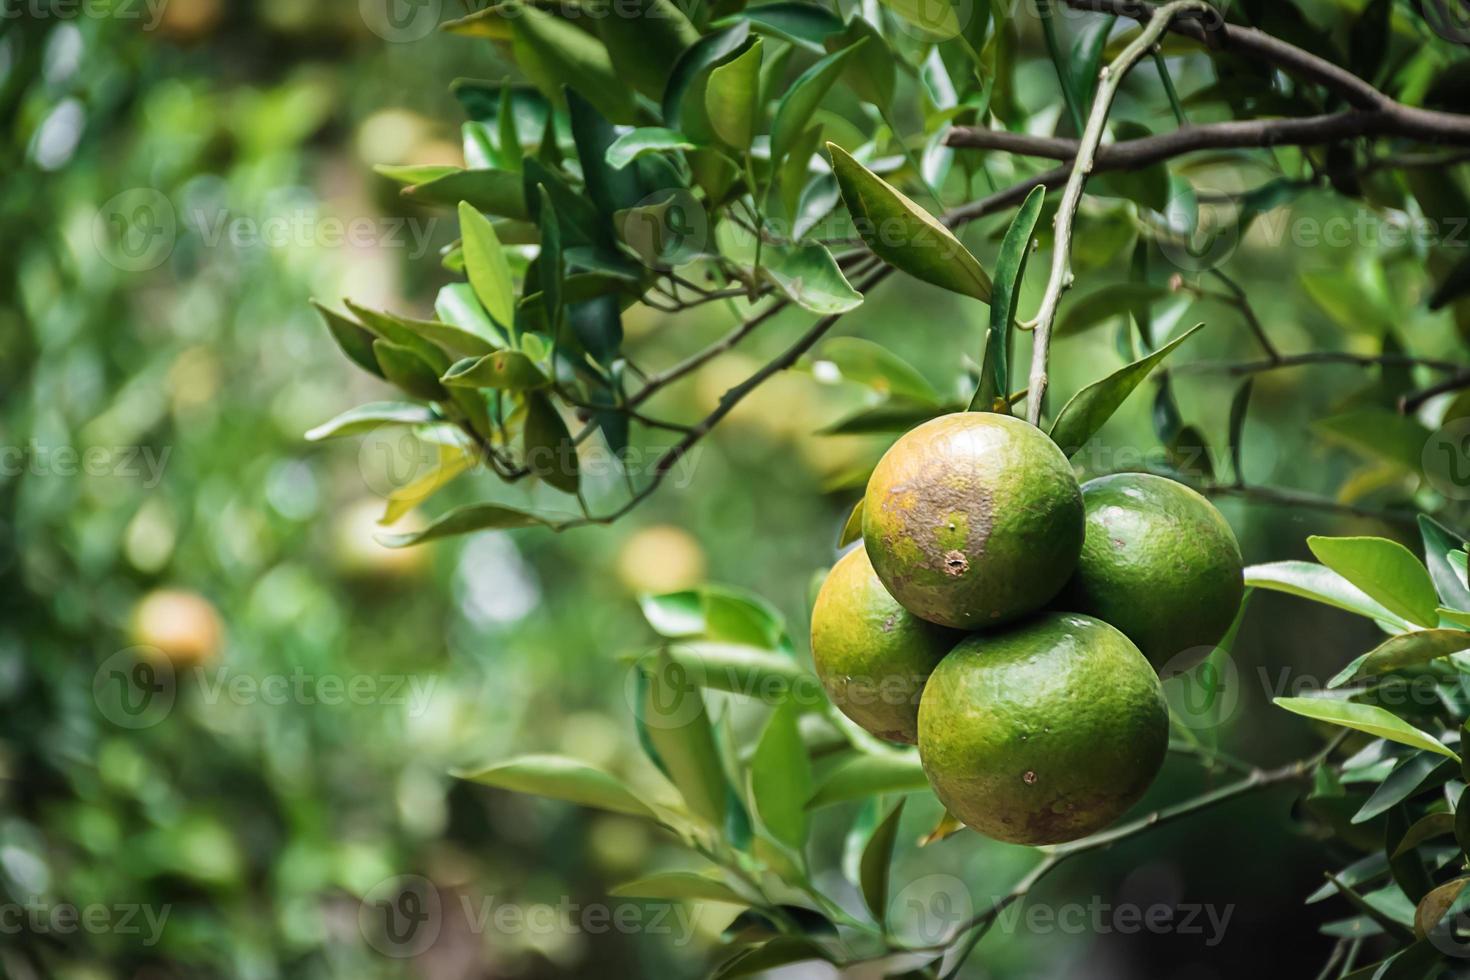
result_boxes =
[812,413,1244,845]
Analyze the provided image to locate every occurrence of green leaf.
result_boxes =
[349,302,453,373]
[314,302,385,378]
[859,799,905,921]
[567,90,641,220]
[1273,697,1459,761]
[705,38,764,149]
[973,185,1044,413]
[640,651,731,825]
[1352,753,1448,824]
[654,642,809,702]
[751,699,812,851]
[523,392,578,495]
[1068,13,1118,111]
[770,41,864,168]
[402,168,530,220]
[606,128,696,170]
[1315,409,1432,475]
[496,85,525,172]
[437,282,510,347]
[722,2,846,50]
[442,351,550,390]
[1339,630,1470,684]
[453,755,652,816]
[712,937,832,978]
[878,0,961,39]
[507,4,635,124]
[818,398,950,436]
[838,499,864,548]
[1421,516,1470,612]
[1387,806,1433,905]
[807,753,927,809]
[305,402,438,441]
[1309,537,1441,629]
[377,504,558,547]
[1057,282,1172,337]
[374,341,447,402]
[663,23,752,130]
[535,186,563,334]
[1245,561,1409,628]
[609,871,749,904]
[1394,812,1456,857]
[595,0,700,100]
[1457,785,1470,859]
[458,202,517,334]
[1048,322,1205,456]
[816,338,939,404]
[1227,378,1253,483]
[828,142,991,302]
[760,242,863,315]
[828,17,894,109]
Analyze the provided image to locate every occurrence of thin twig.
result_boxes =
[1027,0,1213,425]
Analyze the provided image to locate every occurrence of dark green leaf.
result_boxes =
[595,0,701,99]
[568,90,641,219]
[313,302,385,378]
[1049,322,1205,456]
[1395,813,1456,857]
[374,341,446,401]
[1069,13,1117,111]
[523,392,578,494]
[1057,282,1171,337]
[1355,754,1451,824]
[973,185,1044,412]
[770,41,865,168]
[859,799,905,921]
[712,937,832,979]
[663,23,752,129]
[507,4,635,124]
[606,128,696,170]
[404,168,529,220]
[722,2,846,50]
[377,504,558,547]
[1228,378,1253,484]
[1422,516,1470,612]
[1388,805,1434,904]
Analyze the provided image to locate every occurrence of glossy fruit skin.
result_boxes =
[862,413,1084,630]
[810,547,964,744]
[918,613,1168,845]
[1057,473,1244,674]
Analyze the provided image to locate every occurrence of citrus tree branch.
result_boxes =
[1026,0,1214,425]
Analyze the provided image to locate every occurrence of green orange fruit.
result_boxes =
[1057,473,1244,673]
[917,612,1168,845]
[862,413,1084,630]
[810,547,964,744]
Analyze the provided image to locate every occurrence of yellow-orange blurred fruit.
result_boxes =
[131,590,223,667]
[616,525,707,594]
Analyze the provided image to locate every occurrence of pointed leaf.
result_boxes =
[1049,322,1205,456]
[403,168,529,220]
[1422,516,1470,612]
[859,799,905,921]
[374,341,446,401]
[751,699,812,851]
[459,202,517,333]
[1415,877,1469,940]
[1245,561,1408,628]
[816,338,939,404]
[314,302,385,378]
[705,38,764,149]
[828,143,991,302]
[1340,630,1470,684]
[973,185,1044,412]
[1274,697,1459,761]
[377,503,558,547]
[606,128,696,170]
[640,651,730,825]
[878,0,961,39]
[610,872,749,904]
[306,402,437,441]
[523,392,578,494]
[760,242,863,315]
[770,41,865,167]
[807,753,927,809]
[442,351,550,391]
[508,4,635,124]
[1309,537,1441,629]
[838,498,864,548]
[454,755,652,816]
[663,23,752,129]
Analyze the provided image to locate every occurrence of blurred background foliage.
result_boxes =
[2,1,1468,978]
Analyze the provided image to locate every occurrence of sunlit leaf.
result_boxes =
[458,202,517,334]
[1309,537,1441,629]
[705,38,764,149]
[1049,323,1205,456]
[442,351,550,390]
[377,503,560,546]
[828,143,991,302]
[770,41,865,167]
[609,871,749,904]
[751,699,812,851]
[453,755,652,816]
[973,185,1044,412]
[306,402,438,441]
[1274,697,1459,761]
[760,242,864,315]
[1246,561,1409,629]
[807,753,927,809]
